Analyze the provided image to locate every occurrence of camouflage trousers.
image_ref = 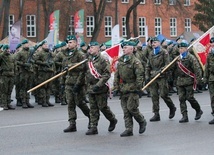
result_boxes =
[177,85,201,115]
[208,81,214,113]
[65,85,90,125]
[120,93,145,132]
[88,93,116,127]
[15,74,21,100]
[150,78,175,114]
[0,76,14,107]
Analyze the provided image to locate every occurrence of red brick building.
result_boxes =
[0,0,199,44]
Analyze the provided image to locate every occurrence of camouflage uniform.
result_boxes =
[114,53,147,135]
[176,51,203,122]
[146,46,176,121]
[34,47,55,107]
[85,52,117,134]
[62,48,90,128]
[15,47,34,108]
[0,49,15,110]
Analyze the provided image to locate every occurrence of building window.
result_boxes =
[154,17,162,36]
[122,17,127,37]
[169,0,176,5]
[9,14,14,33]
[184,0,190,6]
[26,15,36,37]
[68,16,74,35]
[86,16,94,37]
[139,17,146,37]
[185,18,191,32]
[140,0,145,4]
[154,0,161,5]
[105,16,112,37]
[122,0,129,3]
[170,18,177,37]
[85,0,92,2]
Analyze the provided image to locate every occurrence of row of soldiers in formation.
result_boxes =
[0,34,214,137]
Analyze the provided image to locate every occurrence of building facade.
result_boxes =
[0,0,199,44]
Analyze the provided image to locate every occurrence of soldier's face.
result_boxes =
[152,41,160,48]
[123,46,133,55]
[23,43,30,48]
[42,43,48,49]
[89,46,99,55]
[179,47,187,54]
[68,40,77,49]
[81,46,87,50]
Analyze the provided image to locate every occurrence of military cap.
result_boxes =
[3,44,9,50]
[178,40,189,48]
[167,41,173,46]
[80,42,86,47]
[21,39,29,45]
[66,35,77,43]
[60,41,67,47]
[121,40,138,48]
[151,37,160,42]
[0,44,3,49]
[89,41,100,47]
[190,38,196,43]
[161,38,166,45]
[176,35,184,42]
[53,44,61,50]
[39,40,47,46]
[210,37,214,43]
[16,43,22,49]
[147,37,153,42]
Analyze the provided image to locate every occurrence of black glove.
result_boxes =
[73,84,81,93]
[92,85,100,92]
[63,66,69,72]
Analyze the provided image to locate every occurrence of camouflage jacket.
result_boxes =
[62,48,86,86]
[145,47,170,80]
[54,49,67,73]
[176,52,202,86]
[114,54,144,94]
[0,51,15,77]
[204,52,214,82]
[86,53,110,94]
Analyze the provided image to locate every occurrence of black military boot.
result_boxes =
[150,113,160,122]
[22,102,28,109]
[55,96,61,103]
[7,104,15,110]
[209,118,214,125]
[46,97,54,107]
[179,114,189,123]
[26,99,34,108]
[120,130,133,137]
[61,98,67,105]
[195,110,203,120]
[169,107,176,119]
[108,119,118,132]
[16,99,22,106]
[139,120,147,134]
[3,105,9,110]
[85,127,98,135]
[63,124,77,132]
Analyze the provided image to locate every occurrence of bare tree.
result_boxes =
[1,0,11,40]
[18,0,25,20]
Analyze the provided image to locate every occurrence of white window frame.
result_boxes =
[170,18,177,37]
[139,17,146,37]
[9,14,14,33]
[104,16,112,37]
[122,17,127,37]
[121,0,129,3]
[154,17,162,36]
[140,0,145,4]
[86,16,94,37]
[185,18,191,32]
[184,0,190,6]
[154,0,161,5]
[68,15,74,35]
[169,0,176,5]
[26,15,36,37]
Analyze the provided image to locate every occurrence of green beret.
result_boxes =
[178,42,188,48]
[176,36,184,42]
[54,44,61,50]
[80,42,86,47]
[121,40,138,48]
[21,39,29,45]
[60,41,67,47]
[3,44,9,50]
[167,41,173,46]
[151,37,160,42]
[89,41,100,47]
[161,38,166,45]
[66,35,77,43]
[39,40,47,46]
[16,43,22,49]
[147,37,153,42]
[0,44,3,49]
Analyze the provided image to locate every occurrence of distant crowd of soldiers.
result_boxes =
[0,34,214,137]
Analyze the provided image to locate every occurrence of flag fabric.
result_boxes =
[192,26,214,69]
[74,9,84,48]
[111,24,120,46]
[9,20,21,53]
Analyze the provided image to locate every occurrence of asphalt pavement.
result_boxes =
[0,90,213,155]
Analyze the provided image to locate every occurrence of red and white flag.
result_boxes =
[192,26,214,69]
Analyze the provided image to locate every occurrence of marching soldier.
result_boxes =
[175,40,203,123]
[145,37,176,122]
[0,45,15,110]
[62,35,90,132]
[204,37,214,124]
[85,41,117,135]
[114,40,147,137]
[34,40,54,107]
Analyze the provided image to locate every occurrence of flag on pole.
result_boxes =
[74,9,84,48]
[111,24,120,46]
[9,20,21,53]
[192,26,214,69]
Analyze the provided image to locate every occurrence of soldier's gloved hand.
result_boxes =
[63,66,69,72]
[73,84,81,93]
[92,85,100,92]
